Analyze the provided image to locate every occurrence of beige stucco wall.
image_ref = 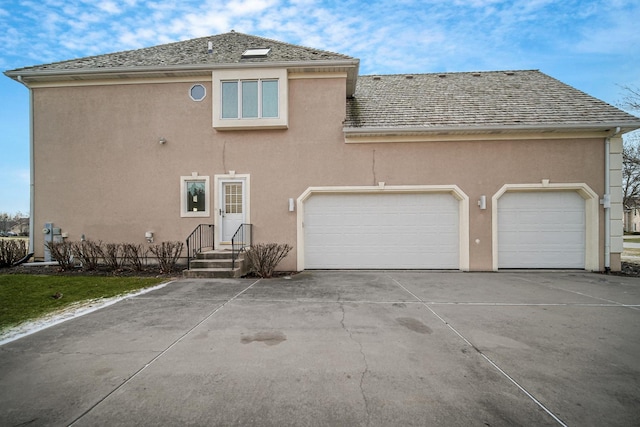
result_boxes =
[30,74,607,271]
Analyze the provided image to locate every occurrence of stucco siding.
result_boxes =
[31,76,607,271]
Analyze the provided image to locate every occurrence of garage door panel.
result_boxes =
[498,191,585,269]
[304,193,459,269]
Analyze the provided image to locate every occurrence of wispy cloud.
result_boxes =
[2,0,639,92]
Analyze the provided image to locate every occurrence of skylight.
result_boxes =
[242,48,271,58]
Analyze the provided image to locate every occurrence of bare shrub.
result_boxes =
[103,243,124,270]
[71,240,104,271]
[245,243,292,278]
[149,241,183,273]
[45,240,75,270]
[0,239,27,268]
[123,243,147,271]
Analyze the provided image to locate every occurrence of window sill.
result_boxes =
[213,118,288,131]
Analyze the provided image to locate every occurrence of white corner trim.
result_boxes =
[296,185,470,271]
[491,182,599,271]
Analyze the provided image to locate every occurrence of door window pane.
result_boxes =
[221,81,238,118]
[242,81,258,118]
[225,183,243,214]
[262,80,278,118]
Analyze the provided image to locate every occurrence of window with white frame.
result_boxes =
[213,69,288,130]
[180,175,210,218]
[221,79,279,119]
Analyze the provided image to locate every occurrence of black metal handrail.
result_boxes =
[231,223,252,269]
[186,224,214,269]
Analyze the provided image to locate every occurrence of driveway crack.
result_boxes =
[339,302,371,426]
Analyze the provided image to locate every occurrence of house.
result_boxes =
[623,203,640,233]
[5,31,640,272]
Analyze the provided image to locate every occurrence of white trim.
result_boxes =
[344,131,617,144]
[296,185,469,271]
[189,83,206,101]
[180,175,210,218]
[214,174,251,247]
[288,72,347,80]
[26,75,212,88]
[212,69,288,130]
[491,182,599,271]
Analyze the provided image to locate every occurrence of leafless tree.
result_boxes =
[620,85,640,209]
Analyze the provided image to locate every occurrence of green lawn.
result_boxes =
[0,274,166,331]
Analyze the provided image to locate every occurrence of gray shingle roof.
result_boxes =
[345,70,640,131]
[7,31,355,73]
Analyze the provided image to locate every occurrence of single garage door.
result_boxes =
[498,191,585,269]
[303,192,459,269]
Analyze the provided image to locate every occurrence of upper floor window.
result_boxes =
[221,79,279,119]
[212,68,288,130]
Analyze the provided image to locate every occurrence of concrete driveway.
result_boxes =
[1,271,639,426]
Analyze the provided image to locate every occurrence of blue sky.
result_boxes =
[1,0,639,215]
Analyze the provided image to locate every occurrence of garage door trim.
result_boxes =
[491,182,599,271]
[297,185,470,271]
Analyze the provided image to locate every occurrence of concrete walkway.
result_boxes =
[1,271,639,426]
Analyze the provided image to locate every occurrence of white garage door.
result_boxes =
[498,191,585,269]
[303,192,459,269]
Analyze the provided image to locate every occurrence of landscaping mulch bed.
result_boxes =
[618,261,640,277]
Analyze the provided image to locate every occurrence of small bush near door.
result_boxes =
[245,243,292,278]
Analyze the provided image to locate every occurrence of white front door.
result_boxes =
[219,180,245,243]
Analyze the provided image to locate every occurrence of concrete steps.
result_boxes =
[183,250,247,279]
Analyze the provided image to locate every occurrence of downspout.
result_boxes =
[604,126,621,273]
[17,75,35,254]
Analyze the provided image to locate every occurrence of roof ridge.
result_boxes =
[224,31,353,59]
[6,31,355,74]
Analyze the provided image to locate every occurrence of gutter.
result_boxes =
[5,58,361,96]
[4,59,361,80]
[343,122,640,136]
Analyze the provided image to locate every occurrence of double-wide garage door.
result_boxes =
[498,191,586,269]
[303,192,459,269]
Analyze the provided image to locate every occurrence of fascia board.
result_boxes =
[5,59,360,82]
[343,122,640,137]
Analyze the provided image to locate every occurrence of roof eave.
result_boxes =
[5,59,360,94]
[343,123,640,138]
